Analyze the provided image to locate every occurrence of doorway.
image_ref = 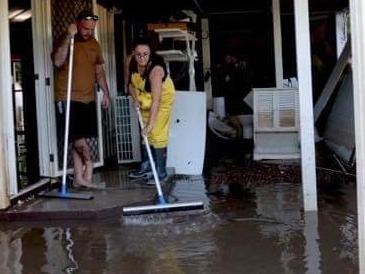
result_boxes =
[8,0,40,190]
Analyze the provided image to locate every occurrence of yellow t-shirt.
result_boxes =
[54,36,104,103]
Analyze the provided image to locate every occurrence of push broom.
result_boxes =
[39,36,93,200]
[122,108,204,215]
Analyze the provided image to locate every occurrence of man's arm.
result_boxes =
[52,24,77,67]
[96,64,110,108]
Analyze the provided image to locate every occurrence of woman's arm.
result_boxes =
[143,65,164,135]
[128,83,141,109]
[124,54,133,88]
[124,54,140,108]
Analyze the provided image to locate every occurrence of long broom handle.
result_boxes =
[136,108,167,204]
[61,36,75,195]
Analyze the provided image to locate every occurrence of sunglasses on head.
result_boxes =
[82,15,99,21]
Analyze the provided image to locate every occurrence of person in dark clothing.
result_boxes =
[214,53,252,138]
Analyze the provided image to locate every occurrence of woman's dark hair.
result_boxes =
[128,35,167,92]
[131,36,155,52]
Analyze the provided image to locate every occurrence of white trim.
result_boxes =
[10,179,50,200]
[336,10,349,58]
[45,1,58,176]
[254,153,301,161]
[294,0,318,211]
[0,0,12,207]
[32,0,58,177]
[272,0,284,88]
[96,92,104,166]
[0,1,18,198]
[95,4,118,159]
[44,1,59,176]
[349,0,365,272]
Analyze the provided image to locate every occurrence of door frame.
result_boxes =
[32,0,58,178]
[0,0,17,198]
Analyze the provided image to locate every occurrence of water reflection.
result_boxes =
[64,228,78,273]
[210,181,357,273]
[42,228,69,273]
[304,212,321,274]
[0,228,22,274]
[0,181,358,274]
[255,183,305,273]
[115,212,219,274]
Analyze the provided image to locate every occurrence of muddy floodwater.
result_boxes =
[0,171,358,274]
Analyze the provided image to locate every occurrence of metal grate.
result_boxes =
[51,0,92,41]
[255,89,299,131]
[56,112,101,169]
[278,91,297,128]
[256,92,274,128]
[115,96,141,163]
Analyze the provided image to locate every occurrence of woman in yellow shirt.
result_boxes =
[127,37,175,183]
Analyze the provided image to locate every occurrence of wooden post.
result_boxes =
[201,18,213,109]
[0,0,14,208]
[272,0,284,88]
[293,0,318,211]
[349,0,365,271]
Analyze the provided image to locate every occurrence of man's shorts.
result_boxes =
[55,101,98,141]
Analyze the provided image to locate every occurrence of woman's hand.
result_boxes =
[133,99,140,110]
[142,124,153,136]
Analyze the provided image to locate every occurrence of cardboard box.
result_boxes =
[147,22,188,31]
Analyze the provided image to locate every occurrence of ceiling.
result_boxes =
[98,0,348,16]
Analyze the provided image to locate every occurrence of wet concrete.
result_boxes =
[0,174,358,273]
[0,138,359,273]
[0,167,184,221]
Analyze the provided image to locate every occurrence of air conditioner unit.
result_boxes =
[114,96,141,163]
[253,88,300,160]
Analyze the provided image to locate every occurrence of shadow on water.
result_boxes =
[0,174,358,273]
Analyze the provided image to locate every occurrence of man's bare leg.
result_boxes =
[84,159,93,184]
[73,138,94,187]
[72,147,89,186]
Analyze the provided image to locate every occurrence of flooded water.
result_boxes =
[0,177,358,273]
